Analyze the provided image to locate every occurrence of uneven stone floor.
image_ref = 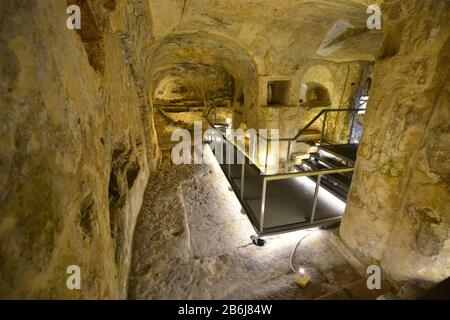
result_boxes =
[128,145,374,300]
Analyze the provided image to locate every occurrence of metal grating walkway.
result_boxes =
[206,108,361,236]
[219,155,346,235]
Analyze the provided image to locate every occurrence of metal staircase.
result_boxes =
[204,106,364,239]
[299,144,357,201]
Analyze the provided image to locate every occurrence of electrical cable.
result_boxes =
[289,229,317,273]
[289,229,365,300]
[289,228,367,298]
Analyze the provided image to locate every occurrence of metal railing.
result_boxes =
[204,107,362,236]
[258,108,365,173]
[206,136,354,236]
[206,107,364,174]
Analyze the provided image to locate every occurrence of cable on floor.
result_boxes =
[289,229,317,273]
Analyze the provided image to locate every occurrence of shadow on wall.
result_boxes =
[108,135,149,295]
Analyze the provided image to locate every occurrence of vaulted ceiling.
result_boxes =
[148,0,384,76]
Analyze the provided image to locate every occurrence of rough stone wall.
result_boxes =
[340,0,450,286]
[154,79,203,103]
[152,64,234,107]
[145,1,378,137]
[147,0,376,73]
[258,61,362,141]
[0,0,157,298]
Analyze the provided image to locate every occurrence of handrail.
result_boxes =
[259,108,366,142]
[204,101,214,119]
[207,104,364,144]
[204,114,355,176]
[203,107,359,236]
[264,166,354,181]
[205,106,365,174]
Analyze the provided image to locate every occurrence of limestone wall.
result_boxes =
[340,0,450,286]
[0,0,157,298]
[145,0,380,136]
[151,64,234,107]
[257,61,363,141]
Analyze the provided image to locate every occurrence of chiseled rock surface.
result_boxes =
[145,0,374,151]
[340,0,450,286]
[129,146,361,299]
[1,0,448,300]
[0,0,157,299]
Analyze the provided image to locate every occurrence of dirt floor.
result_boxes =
[127,144,393,299]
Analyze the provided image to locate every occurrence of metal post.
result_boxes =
[310,175,322,223]
[226,140,231,178]
[285,140,291,172]
[320,113,327,146]
[264,139,269,174]
[259,179,267,234]
[252,136,257,163]
[240,162,245,199]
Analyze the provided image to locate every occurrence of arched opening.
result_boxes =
[153,77,204,111]
[146,33,258,121]
[349,76,373,143]
[144,32,258,163]
[356,77,372,110]
[299,82,331,108]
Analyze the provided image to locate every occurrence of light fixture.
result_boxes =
[293,267,311,288]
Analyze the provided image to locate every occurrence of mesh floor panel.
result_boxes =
[211,141,345,235]
[247,198,309,229]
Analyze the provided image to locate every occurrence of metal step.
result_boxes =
[296,147,355,201]
[310,152,348,168]
[301,166,350,202]
[319,144,359,165]
[303,160,352,188]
